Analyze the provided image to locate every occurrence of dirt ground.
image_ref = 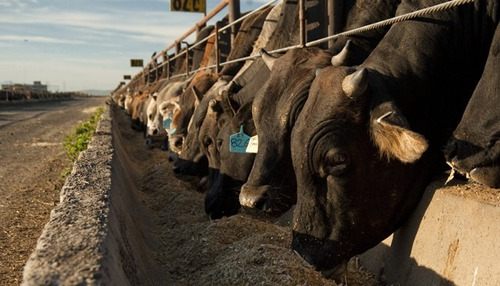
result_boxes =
[108,102,386,286]
[0,97,107,286]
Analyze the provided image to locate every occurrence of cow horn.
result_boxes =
[259,48,277,70]
[315,68,322,77]
[331,39,351,67]
[342,68,368,98]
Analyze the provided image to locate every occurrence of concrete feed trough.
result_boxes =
[22,104,499,285]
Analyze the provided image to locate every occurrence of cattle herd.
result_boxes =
[110,0,499,276]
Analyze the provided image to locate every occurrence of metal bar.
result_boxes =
[188,0,277,54]
[131,0,474,84]
[228,0,241,44]
[183,41,190,77]
[299,0,306,48]
[306,0,476,48]
[152,0,229,62]
[215,22,220,74]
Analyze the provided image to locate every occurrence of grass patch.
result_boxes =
[60,106,105,177]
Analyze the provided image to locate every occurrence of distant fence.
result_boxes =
[0,90,86,102]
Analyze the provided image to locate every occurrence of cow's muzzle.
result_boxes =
[239,184,271,212]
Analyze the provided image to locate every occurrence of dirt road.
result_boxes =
[0,97,107,286]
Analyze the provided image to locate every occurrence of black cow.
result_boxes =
[289,0,498,273]
[239,47,335,216]
[444,22,500,188]
[201,95,256,219]
[239,0,401,215]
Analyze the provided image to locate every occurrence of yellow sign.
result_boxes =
[170,0,206,13]
[130,59,143,67]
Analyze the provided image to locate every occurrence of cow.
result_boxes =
[172,78,229,188]
[169,7,276,181]
[147,80,186,137]
[288,0,498,274]
[167,16,223,155]
[200,0,308,217]
[168,71,219,154]
[444,22,500,188]
[239,0,401,216]
[200,92,257,219]
[238,47,337,216]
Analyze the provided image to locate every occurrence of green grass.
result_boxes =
[60,106,105,177]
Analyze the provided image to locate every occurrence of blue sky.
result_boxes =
[0,0,268,92]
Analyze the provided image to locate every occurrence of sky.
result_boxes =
[0,0,269,92]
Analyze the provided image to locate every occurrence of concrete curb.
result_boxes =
[22,104,114,285]
[22,104,165,285]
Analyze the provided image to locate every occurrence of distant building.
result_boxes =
[1,81,48,92]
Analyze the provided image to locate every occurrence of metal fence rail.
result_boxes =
[122,0,476,91]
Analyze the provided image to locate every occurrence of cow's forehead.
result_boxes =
[309,67,360,112]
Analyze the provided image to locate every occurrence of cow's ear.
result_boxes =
[370,105,428,163]
[221,90,239,118]
[259,48,277,70]
[331,39,351,67]
[192,86,203,108]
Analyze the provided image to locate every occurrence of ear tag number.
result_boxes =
[163,115,172,129]
[229,125,251,153]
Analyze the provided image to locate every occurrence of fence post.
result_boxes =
[183,41,190,77]
[215,22,220,74]
[162,53,170,80]
[228,0,241,46]
[328,0,343,49]
[175,41,181,55]
[299,0,306,47]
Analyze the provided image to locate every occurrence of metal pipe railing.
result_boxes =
[122,0,475,92]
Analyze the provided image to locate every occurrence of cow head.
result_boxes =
[172,78,228,189]
[290,66,430,272]
[201,91,256,219]
[168,71,218,155]
[239,47,344,217]
[146,92,159,136]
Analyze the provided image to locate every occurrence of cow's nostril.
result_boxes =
[172,164,181,174]
[254,193,269,211]
[444,138,458,161]
[153,129,158,135]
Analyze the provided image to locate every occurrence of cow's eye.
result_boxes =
[319,149,350,177]
[203,137,213,148]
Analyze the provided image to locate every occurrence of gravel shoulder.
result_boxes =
[0,97,107,286]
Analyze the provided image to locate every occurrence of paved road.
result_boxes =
[0,97,107,286]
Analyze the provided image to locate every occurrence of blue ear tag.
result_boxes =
[229,125,251,153]
[163,116,172,129]
[168,128,176,135]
